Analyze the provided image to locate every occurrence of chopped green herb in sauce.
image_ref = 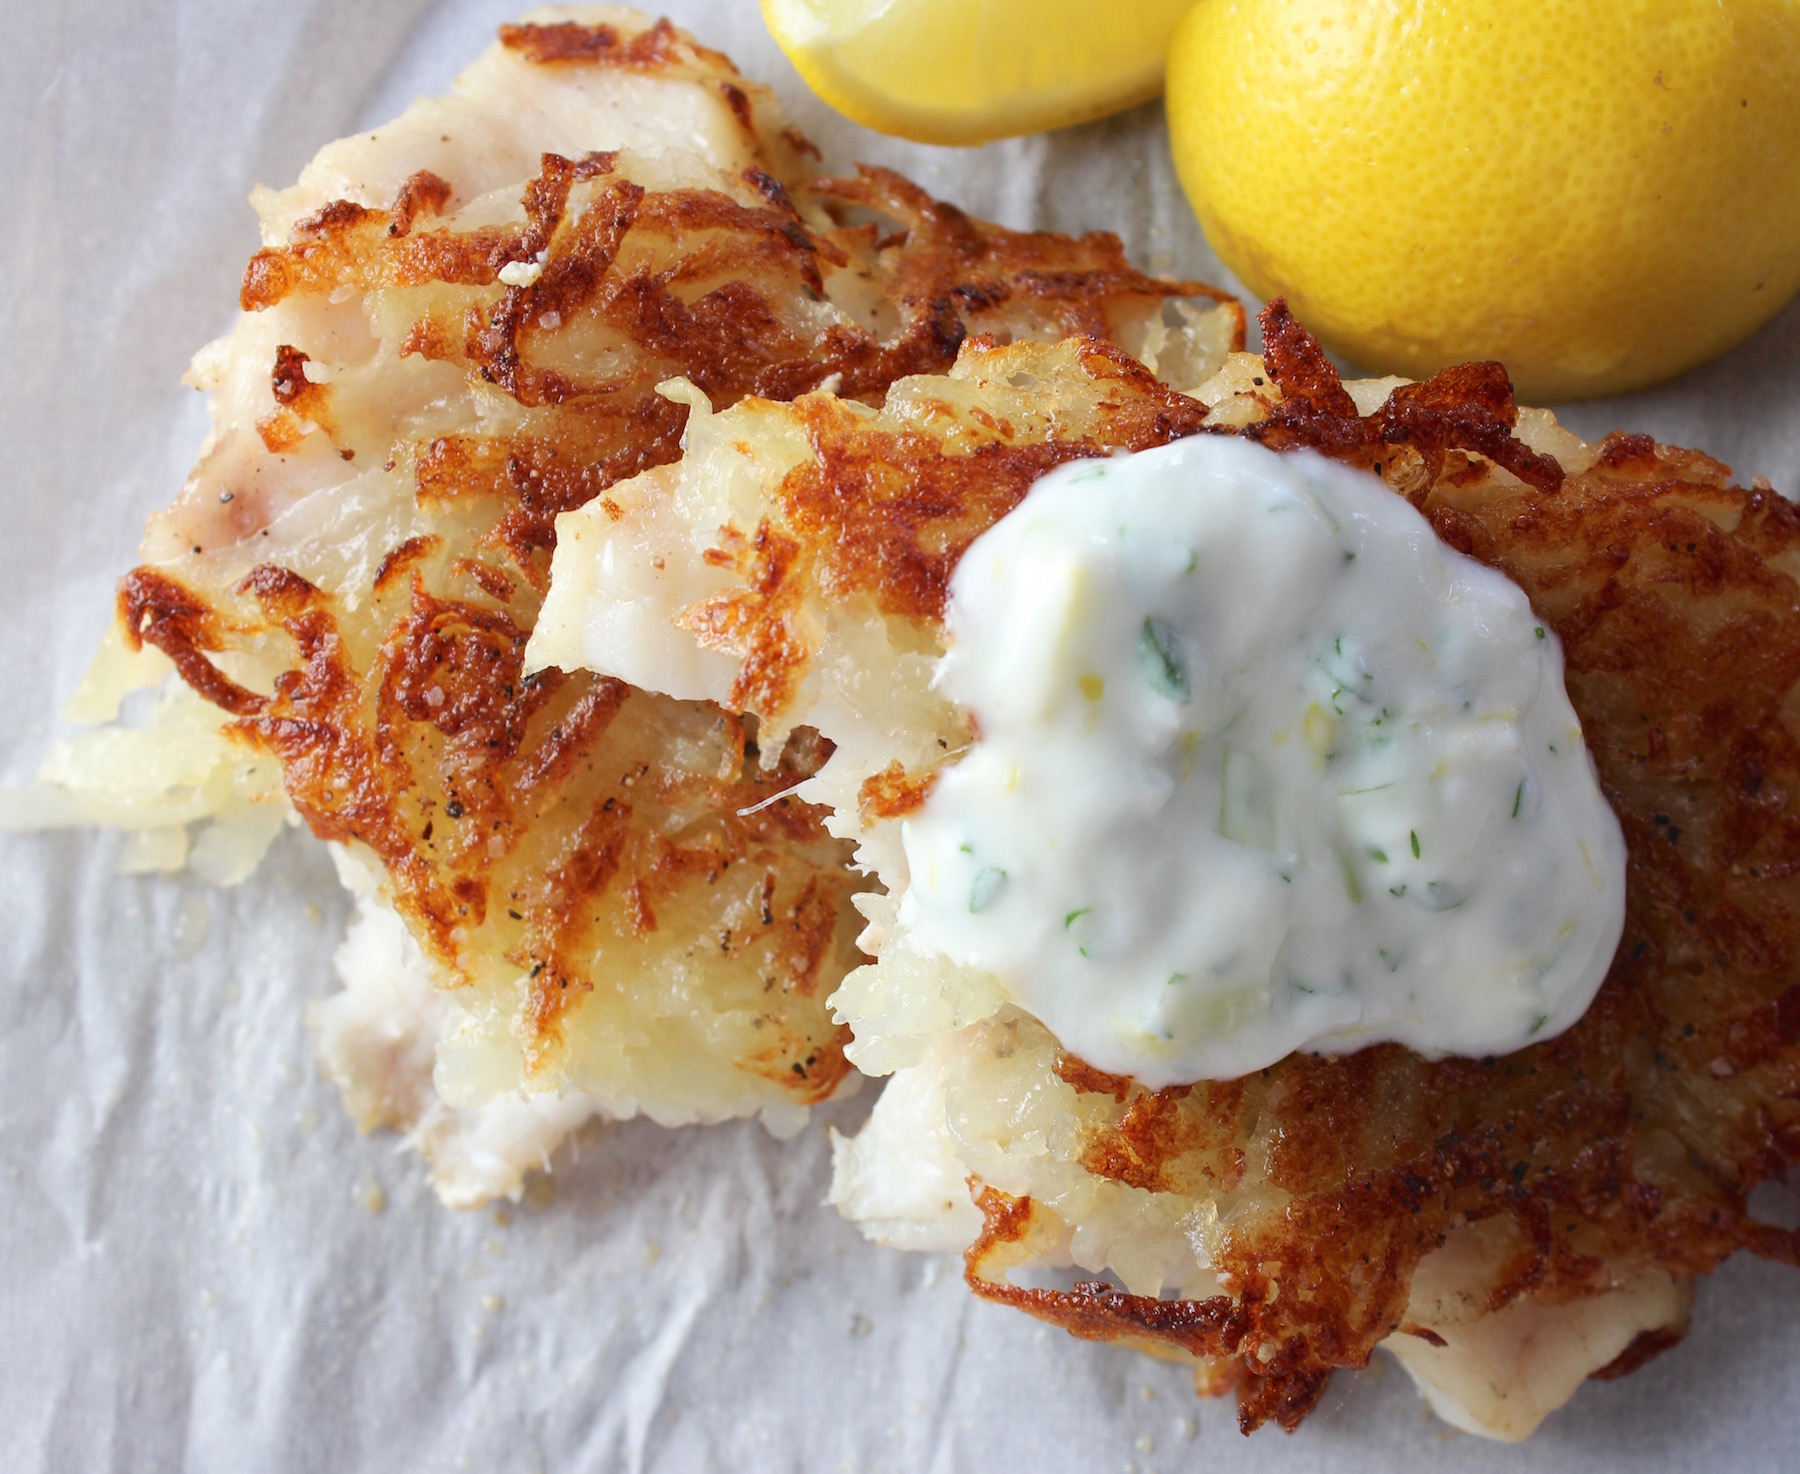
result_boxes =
[969,867,1007,913]
[1137,615,1190,703]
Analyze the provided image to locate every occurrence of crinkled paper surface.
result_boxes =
[2,2,1798,1470]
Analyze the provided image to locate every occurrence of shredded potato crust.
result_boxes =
[651,300,1800,1430]
[118,51,1228,1107]
[941,307,1800,1430]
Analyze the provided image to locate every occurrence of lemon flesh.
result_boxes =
[1168,0,1800,400]
[764,0,1197,146]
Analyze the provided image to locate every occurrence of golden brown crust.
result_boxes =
[1589,1322,1690,1381]
[776,340,1213,622]
[1053,1054,1135,1103]
[372,536,442,595]
[1251,300,1565,495]
[214,563,859,1086]
[236,152,1229,416]
[387,169,453,237]
[666,295,1799,1425]
[936,303,1800,1429]
[497,18,688,69]
[118,568,265,717]
[811,166,1240,347]
[260,344,345,458]
[412,405,690,579]
[683,521,812,717]
[857,761,936,823]
[138,139,1217,1108]
[965,1188,1249,1355]
[1076,1086,1201,1196]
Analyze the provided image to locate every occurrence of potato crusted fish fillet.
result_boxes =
[1,7,1239,1206]
[532,302,1800,1436]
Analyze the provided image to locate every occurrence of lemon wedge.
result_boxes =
[763,0,1197,146]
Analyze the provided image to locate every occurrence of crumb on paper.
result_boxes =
[173,890,210,953]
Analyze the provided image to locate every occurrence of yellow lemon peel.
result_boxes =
[1168,0,1800,399]
[764,0,1195,146]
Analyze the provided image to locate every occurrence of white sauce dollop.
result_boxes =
[899,436,1626,1086]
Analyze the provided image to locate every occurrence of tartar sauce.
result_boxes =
[899,436,1626,1086]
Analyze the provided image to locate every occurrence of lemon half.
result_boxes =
[764,0,1197,146]
[1168,0,1800,400]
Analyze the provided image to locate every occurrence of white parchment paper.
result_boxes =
[3,3,1798,1470]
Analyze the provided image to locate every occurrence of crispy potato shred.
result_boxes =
[109,17,1233,1121]
[919,308,1800,1429]
[538,294,1800,1431]
[74,10,1800,1433]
